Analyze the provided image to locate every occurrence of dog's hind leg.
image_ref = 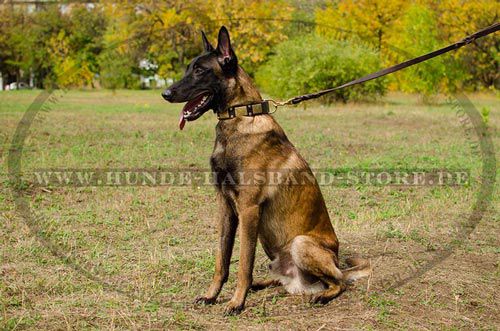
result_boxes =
[290,235,346,304]
[250,279,281,292]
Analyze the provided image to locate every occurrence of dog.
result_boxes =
[162,26,371,315]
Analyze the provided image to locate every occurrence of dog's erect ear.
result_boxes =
[201,31,214,52]
[216,26,237,72]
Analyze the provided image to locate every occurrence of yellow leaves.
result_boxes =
[437,0,499,39]
[48,30,70,59]
[316,0,408,50]
[53,57,94,88]
[316,0,498,91]
[203,0,293,70]
[435,0,499,88]
[160,8,183,29]
[134,0,293,75]
[48,30,93,88]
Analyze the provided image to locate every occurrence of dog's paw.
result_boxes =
[194,296,217,305]
[310,294,333,305]
[223,301,244,316]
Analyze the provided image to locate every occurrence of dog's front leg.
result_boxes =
[195,193,237,305]
[224,204,260,315]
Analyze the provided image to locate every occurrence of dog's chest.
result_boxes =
[210,139,228,171]
[210,138,241,189]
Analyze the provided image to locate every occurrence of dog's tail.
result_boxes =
[342,257,372,283]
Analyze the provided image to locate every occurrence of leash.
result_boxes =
[258,22,499,110]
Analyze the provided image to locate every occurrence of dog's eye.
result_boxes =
[194,67,205,75]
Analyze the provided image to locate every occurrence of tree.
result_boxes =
[315,0,407,53]
[1,0,495,91]
[28,5,67,88]
[437,0,499,89]
[49,4,107,88]
[132,0,294,78]
[0,9,34,87]
[387,4,451,97]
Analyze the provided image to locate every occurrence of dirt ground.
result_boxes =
[1,90,499,330]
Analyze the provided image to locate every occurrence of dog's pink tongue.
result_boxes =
[179,109,186,130]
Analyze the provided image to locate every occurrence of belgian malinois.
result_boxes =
[162,26,371,315]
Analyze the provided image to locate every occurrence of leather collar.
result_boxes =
[217,101,271,120]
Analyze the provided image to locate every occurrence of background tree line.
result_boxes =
[0,0,497,101]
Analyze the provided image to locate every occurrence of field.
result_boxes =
[1,90,499,330]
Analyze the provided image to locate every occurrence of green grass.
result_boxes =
[1,90,499,329]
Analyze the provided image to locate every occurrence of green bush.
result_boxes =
[98,50,140,90]
[390,4,464,98]
[255,35,386,102]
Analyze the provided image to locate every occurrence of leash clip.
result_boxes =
[266,100,280,114]
[267,99,293,114]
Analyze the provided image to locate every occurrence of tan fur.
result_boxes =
[196,64,371,315]
[226,67,262,107]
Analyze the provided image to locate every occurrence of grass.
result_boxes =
[1,90,499,329]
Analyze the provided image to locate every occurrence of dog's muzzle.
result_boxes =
[162,89,174,102]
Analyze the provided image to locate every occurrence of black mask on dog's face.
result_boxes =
[161,26,238,129]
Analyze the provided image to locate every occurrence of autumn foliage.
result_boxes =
[0,0,497,98]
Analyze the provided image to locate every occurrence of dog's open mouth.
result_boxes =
[179,93,213,130]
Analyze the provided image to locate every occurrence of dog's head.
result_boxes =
[162,26,240,129]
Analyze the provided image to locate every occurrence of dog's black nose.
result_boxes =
[162,89,173,101]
